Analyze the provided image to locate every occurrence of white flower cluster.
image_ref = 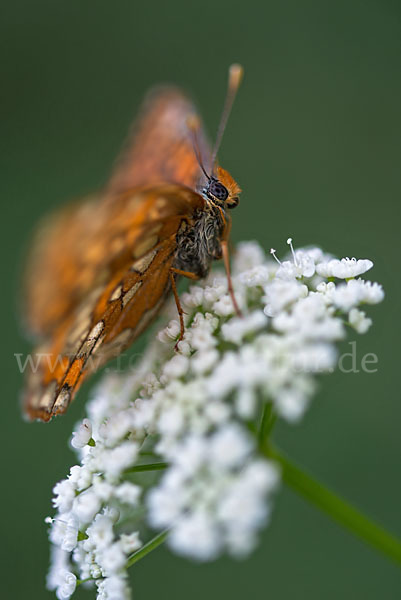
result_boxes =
[46,240,384,599]
[148,426,279,560]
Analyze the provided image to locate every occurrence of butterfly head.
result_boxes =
[203,165,241,209]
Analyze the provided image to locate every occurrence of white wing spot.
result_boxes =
[110,285,123,301]
[132,249,157,274]
[123,281,142,307]
[53,387,71,412]
[88,321,105,340]
[78,321,105,358]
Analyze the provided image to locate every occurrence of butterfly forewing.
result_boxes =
[24,183,204,337]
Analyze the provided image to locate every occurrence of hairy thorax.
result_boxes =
[174,205,226,278]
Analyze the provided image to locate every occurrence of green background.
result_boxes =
[1,0,400,598]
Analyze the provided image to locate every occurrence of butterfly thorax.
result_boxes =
[174,203,226,278]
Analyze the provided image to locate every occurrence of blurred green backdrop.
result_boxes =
[1,0,400,598]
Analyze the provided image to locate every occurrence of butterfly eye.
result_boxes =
[207,178,229,202]
[227,196,239,209]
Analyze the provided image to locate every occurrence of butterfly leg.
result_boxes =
[169,267,200,348]
[221,240,242,317]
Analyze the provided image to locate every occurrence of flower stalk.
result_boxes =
[265,444,401,567]
[125,530,169,569]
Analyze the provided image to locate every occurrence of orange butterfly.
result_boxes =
[23,64,243,421]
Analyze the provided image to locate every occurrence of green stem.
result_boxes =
[126,530,169,568]
[125,462,168,474]
[265,444,401,567]
[258,402,276,447]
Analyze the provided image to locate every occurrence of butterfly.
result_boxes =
[22,64,243,421]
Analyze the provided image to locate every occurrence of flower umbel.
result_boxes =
[46,240,384,598]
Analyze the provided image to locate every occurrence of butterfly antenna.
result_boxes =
[211,64,244,173]
[187,114,211,181]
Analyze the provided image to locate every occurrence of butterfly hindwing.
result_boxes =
[24,186,204,420]
[24,184,204,337]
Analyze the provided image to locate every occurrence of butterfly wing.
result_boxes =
[24,185,204,421]
[23,86,212,420]
[25,88,210,339]
[24,185,197,338]
[107,86,211,193]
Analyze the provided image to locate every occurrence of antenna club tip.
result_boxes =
[229,63,244,87]
[186,114,201,131]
